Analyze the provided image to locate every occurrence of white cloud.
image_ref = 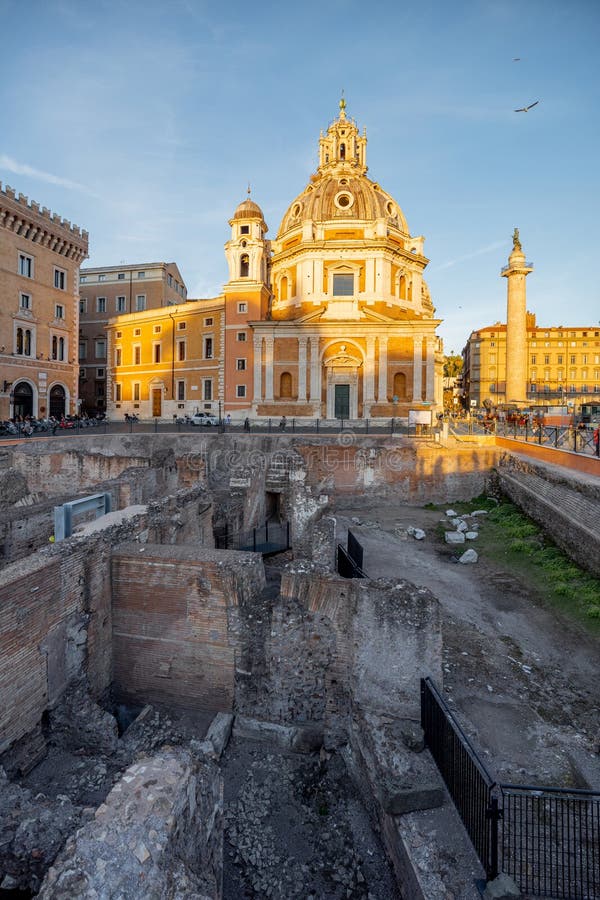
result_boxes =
[0,155,97,196]
[432,240,507,272]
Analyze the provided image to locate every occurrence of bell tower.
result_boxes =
[223,193,271,416]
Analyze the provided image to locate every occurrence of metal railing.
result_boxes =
[215,520,290,556]
[496,422,600,457]
[421,677,600,897]
[421,677,500,880]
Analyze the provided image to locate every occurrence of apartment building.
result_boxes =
[0,182,88,420]
[78,262,186,414]
[105,298,223,420]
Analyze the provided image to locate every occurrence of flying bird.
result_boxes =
[514,100,540,112]
[512,57,521,61]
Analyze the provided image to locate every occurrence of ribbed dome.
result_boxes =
[232,198,264,220]
[277,173,408,238]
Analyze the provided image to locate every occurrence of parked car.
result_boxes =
[190,413,219,426]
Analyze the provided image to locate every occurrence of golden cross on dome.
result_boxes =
[339,90,346,118]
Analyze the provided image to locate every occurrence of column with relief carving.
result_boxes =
[253,336,263,404]
[264,336,274,401]
[298,336,308,402]
[412,338,423,401]
[377,335,388,402]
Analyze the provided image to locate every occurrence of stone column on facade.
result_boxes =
[253,336,263,403]
[377,335,388,402]
[365,258,375,302]
[313,259,324,303]
[364,336,376,411]
[425,338,436,402]
[264,336,274,401]
[309,336,321,411]
[412,338,423,401]
[298,336,308,402]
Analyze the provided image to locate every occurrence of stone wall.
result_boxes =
[38,746,223,899]
[0,486,212,772]
[111,546,265,712]
[496,451,600,577]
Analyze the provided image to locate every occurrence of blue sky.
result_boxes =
[1,0,599,353]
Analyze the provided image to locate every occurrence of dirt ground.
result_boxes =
[332,499,600,790]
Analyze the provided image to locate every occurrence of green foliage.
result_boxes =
[443,353,463,378]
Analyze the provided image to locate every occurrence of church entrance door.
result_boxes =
[152,389,162,417]
[334,384,350,419]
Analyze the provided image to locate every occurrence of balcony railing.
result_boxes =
[501,261,534,272]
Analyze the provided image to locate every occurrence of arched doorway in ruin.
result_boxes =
[49,384,67,418]
[12,381,34,419]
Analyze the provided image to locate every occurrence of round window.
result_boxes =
[292,203,301,217]
[386,201,395,216]
[334,191,354,210]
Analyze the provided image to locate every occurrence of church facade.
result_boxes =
[223,100,443,420]
[106,102,443,421]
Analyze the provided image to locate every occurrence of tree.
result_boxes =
[443,353,463,379]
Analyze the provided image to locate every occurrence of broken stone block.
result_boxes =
[471,509,489,517]
[459,549,478,564]
[412,528,426,540]
[465,531,478,540]
[204,712,234,759]
[456,520,468,532]
[483,872,522,899]
[445,531,465,544]
[445,509,457,518]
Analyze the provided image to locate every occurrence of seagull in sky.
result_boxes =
[514,100,540,112]
[513,57,521,61]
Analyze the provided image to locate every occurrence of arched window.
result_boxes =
[280,372,292,399]
[16,327,23,354]
[240,254,249,278]
[407,280,413,301]
[340,143,346,160]
[280,275,288,301]
[24,329,31,356]
[399,275,406,300]
[52,335,58,360]
[58,337,65,361]
[393,372,407,399]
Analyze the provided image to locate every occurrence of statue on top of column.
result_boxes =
[512,227,522,251]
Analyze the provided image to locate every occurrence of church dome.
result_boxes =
[277,173,408,238]
[232,198,264,220]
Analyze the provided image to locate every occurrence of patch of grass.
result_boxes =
[425,494,600,629]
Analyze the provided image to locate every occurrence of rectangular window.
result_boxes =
[177,340,186,361]
[570,355,576,365]
[237,302,247,313]
[137,271,145,279]
[115,347,122,366]
[133,383,140,401]
[18,253,33,277]
[177,380,185,401]
[98,274,106,282]
[135,294,146,311]
[95,339,106,358]
[116,330,122,338]
[236,384,247,398]
[153,324,162,334]
[55,304,64,319]
[204,317,213,326]
[97,297,106,313]
[236,358,246,371]
[96,368,105,378]
[544,354,550,365]
[167,274,173,287]
[96,382,105,397]
[54,268,66,290]
[115,383,122,402]
[332,273,354,296]
[177,321,186,330]
[133,345,141,365]
[236,331,247,342]
[133,328,141,336]
[203,379,212,401]
[118,272,125,280]
[240,225,250,234]
[204,336,213,359]
[79,367,86,379]
[530,355,537,365]
[79,341,87,361]
[530,384,537,393]
[80,275,87,283]
[116,296,126,313]
[557,355,563,365]
[79,298,87,314]
[20,292,31,309]
[153,343,161,363]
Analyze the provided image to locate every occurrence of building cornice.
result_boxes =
[0,181,88,263]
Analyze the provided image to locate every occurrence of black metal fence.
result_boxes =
[215,520,290,556]
[493,422,600,457]
[420,677,500,880]
[421,677,600,897]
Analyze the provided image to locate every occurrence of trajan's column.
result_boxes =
[502,229,533,404]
